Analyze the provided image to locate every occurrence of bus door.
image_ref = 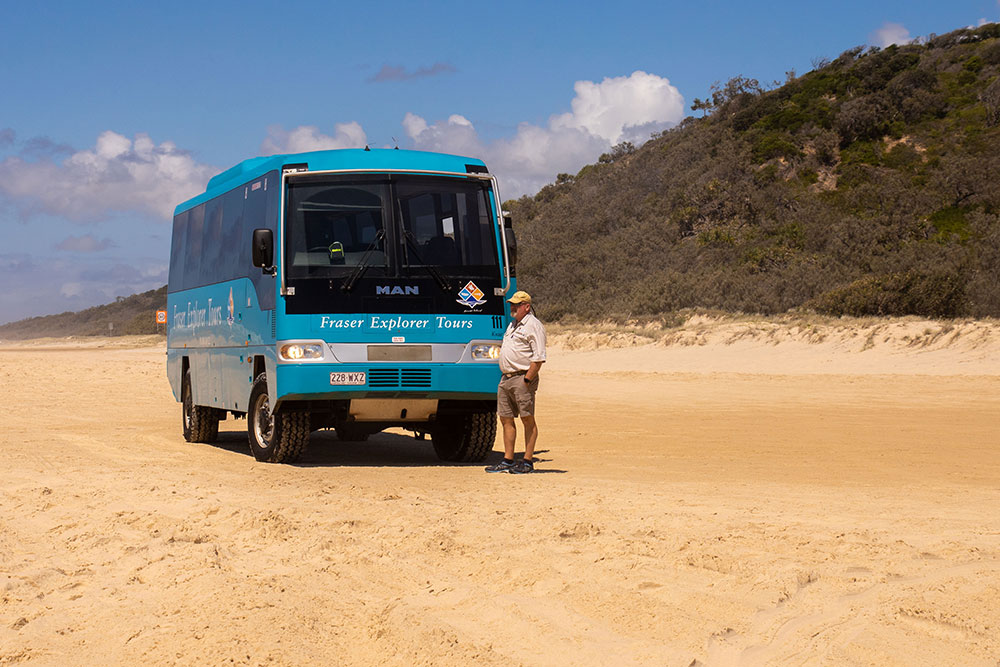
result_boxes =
[244,173,277,313]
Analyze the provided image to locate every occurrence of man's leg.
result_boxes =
[521,415,537,461]
[501,415,517,460]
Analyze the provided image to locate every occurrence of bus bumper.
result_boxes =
[274,362,501,404]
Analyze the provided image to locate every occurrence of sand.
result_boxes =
[1,317,999,665]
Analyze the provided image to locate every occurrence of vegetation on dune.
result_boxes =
[0,286,167,340]
[507,24,1000,320]
[9,25,1000,338]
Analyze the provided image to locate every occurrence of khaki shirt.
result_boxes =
[499,311,547,374]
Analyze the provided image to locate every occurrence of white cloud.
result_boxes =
[267,71,683,197]
[872,22,913,48]
[403,112,484,157]
[490,125,611,198]
[0,131,216,221]
[550,71,685,144]
[261,122,367,155]
[402,71,684,197]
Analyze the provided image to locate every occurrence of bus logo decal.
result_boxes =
[456,281,487,309]
[227,287,235,327]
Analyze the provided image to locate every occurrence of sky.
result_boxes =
[1,0,999,324]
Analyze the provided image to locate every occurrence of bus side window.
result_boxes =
[202,199,224,286]
[184,204,206,290]
[221,188,245,281]
[169,210,189,292]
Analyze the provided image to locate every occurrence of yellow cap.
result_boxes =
[507,290,532,304]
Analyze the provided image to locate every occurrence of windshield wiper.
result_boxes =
[341,228,385,293]
[402,230,452,294]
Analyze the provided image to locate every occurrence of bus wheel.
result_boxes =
[431,411,495,462]
[182,368,219,443]
[335,424,370,442]
[247,373,309,463]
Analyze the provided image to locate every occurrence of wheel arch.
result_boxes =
[251,355,277,409]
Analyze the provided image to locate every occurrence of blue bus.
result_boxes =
[166,149,517,463]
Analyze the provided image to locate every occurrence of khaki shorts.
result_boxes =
[497,373,539,418]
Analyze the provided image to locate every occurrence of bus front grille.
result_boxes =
[367,368,432,388]
[401,369,432,387]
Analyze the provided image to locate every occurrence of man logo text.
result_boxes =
[376,285,420,295]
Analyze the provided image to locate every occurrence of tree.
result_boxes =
[691,97,712,116]
[981,77,1000,126]
[598,142,636,164]
[710,76,764,110]
[690,76,764,117]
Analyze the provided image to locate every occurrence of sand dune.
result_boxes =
[2,318,998,665]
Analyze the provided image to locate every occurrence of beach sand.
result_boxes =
[2,318,998,665]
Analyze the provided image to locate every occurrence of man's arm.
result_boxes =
[524,318,546,383]
[525,360,544,382]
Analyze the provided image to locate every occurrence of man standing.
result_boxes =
[486,290,546,474]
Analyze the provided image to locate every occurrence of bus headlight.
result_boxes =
[471,344,500,360]
[280,342,325,360]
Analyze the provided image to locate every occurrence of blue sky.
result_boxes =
[1,0,998,324]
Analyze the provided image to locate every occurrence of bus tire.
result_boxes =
[335,425,370,442]
[431,411,495,462]
[182,367,219,443]
[247,373,309,463]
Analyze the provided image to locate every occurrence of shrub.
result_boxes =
[756,101,811,133]
[929,206,972,241]
[837,95,893,145]
[840,140,882,166]
[808,271,966,317]
[981,77,1000,126]
[963,55,984,73]
[981,41,1000,65]
[798,168,820,185]
[741,245,799,273]
[697,228,737,247]
[883,143,922,170]
[752,132,801,162]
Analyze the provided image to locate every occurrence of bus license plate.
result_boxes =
[330,372,366,386]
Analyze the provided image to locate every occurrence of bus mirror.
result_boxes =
[252,228,274,271]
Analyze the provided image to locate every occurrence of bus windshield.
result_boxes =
[285,175,497,280]
[396,179,495,269]
[285,181,388,278]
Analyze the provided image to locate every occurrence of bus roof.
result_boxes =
[174,148,490,216]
